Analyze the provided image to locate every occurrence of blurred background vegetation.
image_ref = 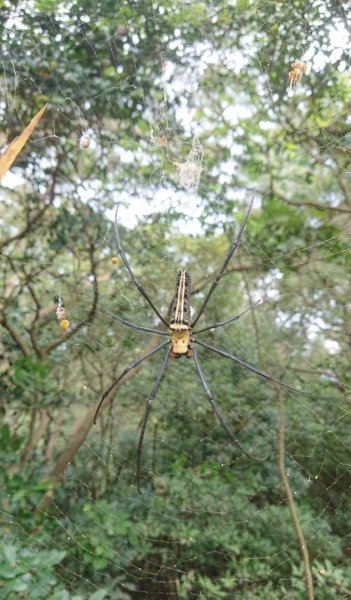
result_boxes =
[0,0,350,598]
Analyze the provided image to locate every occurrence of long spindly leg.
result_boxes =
[114,205,169,327]
[100,309,169,336]
[193,299,261,335]
[191,195,255,328]
[136,348,171,493]
[192,348,266,462]
[194,339,303,394]
[94,340,169,424]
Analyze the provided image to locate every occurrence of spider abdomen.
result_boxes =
[170,270,191,331]
[170,270,193,357]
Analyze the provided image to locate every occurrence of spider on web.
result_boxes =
[94,198,299,492]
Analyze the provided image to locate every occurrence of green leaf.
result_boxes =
[89,591,108,600]
[0,424,10,446]
[34,0,59,10]
[44,550,66,566]
[6,577,29,592]
[92,558,108,570]
[3,545,17,564]
[0,564,22,579]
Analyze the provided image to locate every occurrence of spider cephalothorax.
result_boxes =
[94,199,300,492]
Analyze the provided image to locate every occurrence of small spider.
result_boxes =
[94,199,299,492]
[150,127,168,148]
[288,60,308,88]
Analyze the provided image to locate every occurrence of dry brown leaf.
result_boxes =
[0,104,47,182]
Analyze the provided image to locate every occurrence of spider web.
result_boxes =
[1,1,351,599]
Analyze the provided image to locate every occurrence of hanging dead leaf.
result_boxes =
[0,104,47,182]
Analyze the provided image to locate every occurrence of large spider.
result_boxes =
[95,198,297,492]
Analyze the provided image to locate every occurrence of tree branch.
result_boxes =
[0,316,30,355]
[272,188,351,215]
[39,332,165,510]
[276,383,314,600]
[0,160,60,250]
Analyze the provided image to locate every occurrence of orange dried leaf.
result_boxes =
[0,104,47,182]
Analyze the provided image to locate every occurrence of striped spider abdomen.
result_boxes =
[169,270,193,358]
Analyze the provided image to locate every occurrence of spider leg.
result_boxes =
[101,309,169,336]
[191,195,255,328]
[114,205,169,327]
[193,299,261,335]
[194,339,303,394]
[192,348,266,462]
[94,340,169,424]
[136,348,171,494]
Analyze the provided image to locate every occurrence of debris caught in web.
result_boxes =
[174,135,203,191]
[80,133,91,149]
[288,60,308,88]
[56,297,70,330]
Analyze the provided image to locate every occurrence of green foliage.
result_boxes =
[1,455,350,598]
[0,427,50,518]
[0,543,66,599]
[12,356,51,395]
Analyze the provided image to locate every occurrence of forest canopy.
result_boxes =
[0,1,350,598]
